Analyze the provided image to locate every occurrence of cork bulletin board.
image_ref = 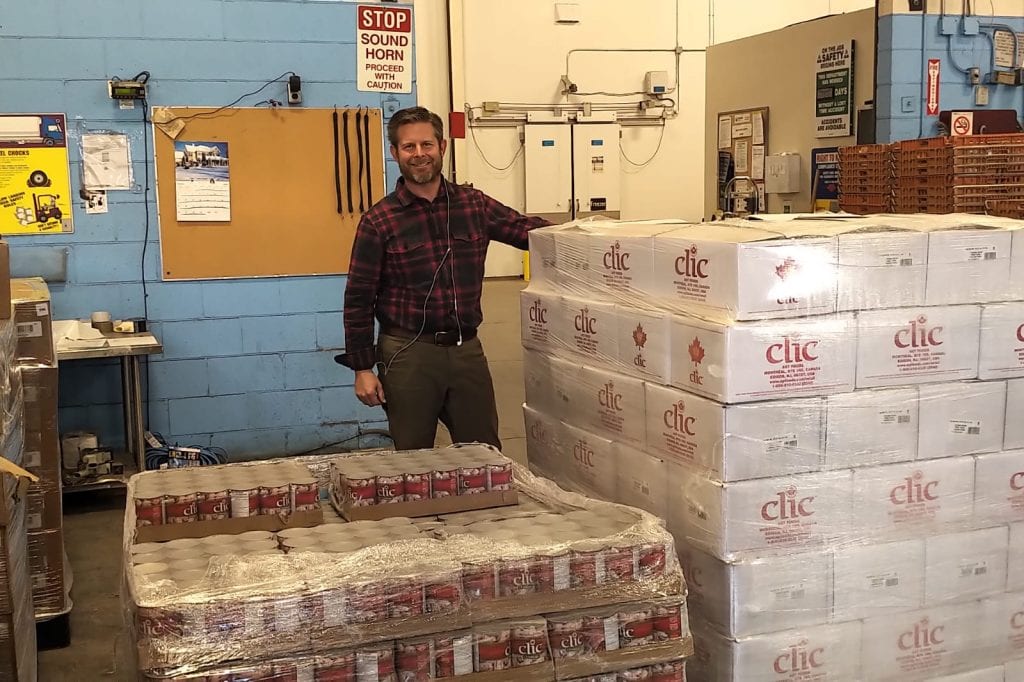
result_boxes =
[153,107,386,280]
[716,106,769,212]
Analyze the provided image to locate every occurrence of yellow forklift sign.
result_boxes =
[0,113,74,234]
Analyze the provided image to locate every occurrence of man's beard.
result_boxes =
[401,156,442,185]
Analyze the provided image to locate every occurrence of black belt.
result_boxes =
[383,327,477,347]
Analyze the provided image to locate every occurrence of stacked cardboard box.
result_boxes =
[523,214,1024,680]
[12,278,67,620]
[123,448,692,680]
[0,266,39,680]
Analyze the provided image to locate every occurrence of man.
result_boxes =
[338,107,549,451]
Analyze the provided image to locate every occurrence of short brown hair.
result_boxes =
[387,107,445,147]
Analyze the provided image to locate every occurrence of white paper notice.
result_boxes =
[732,122,753,138]
[82,190,108,214]
[753,112,765,145]
[734,140,750,174]
[757,182,766,211]
[718,116,732,149]
[82,133,132,190]
[752,145,766,180]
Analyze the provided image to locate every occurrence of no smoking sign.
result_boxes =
[951,112,974,136]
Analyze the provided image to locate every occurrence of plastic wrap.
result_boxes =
[123,451,688,680]
[525,215,1024,679]
[528,214,1024,323]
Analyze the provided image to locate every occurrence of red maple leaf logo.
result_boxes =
[632,324,647,349]
[775,257,799,281]
[688,337,705,364]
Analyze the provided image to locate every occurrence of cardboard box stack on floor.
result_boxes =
[523,213,1024,681]
[12,278,67,620]
[123,445,692,681]
[0,263,40,681]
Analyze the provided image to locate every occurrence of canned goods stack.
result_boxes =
[124,453,688,681]
[132,459,321,537]
[331,444,516,519]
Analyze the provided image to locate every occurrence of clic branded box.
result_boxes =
[917,381,1006,460]
[835,228,928,312]
[615,305,672,384]
[861,601,984,681]
[855,305,981,388]
[670,313,856,403]
[682,545,831,637]
[554,295,619,364]
[522,349,580,422]
[691,619,863,682]
[527,227,558,290]
[678,466,852,560]
[1009,522,1024,592]
[824,387,919,469]
[974,450,1024,525]
[923,223,1013,306]
[924,526,1008,605]
[586,222,680,299]
[614,444,667,519]
[519,289,560,353]
[522,404,562,483]
[568,364,646,448]
[651,222,838,320]
[832,538,925,622]
[645,382,825,481]
[978,302,1024,380]
[851,457,976,539]
[560,420,617,501]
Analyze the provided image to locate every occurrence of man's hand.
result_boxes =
[354,369,386,407]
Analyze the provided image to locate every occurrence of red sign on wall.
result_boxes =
[926,59,941,116]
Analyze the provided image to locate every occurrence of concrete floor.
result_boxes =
[37,278,529,680]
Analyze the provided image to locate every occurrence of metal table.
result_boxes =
[55,332,162,492]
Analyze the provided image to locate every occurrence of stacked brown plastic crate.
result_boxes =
[0,260,39,680]
[11,278,67,620]
[523,214,1024,680]
[837,144,892,215]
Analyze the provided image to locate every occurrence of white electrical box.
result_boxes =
[765,153,802,194]
[644,71,669,95]
[573,123,620,218]
[525,124,573,221]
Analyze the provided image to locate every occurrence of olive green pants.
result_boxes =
[378,333,501,451]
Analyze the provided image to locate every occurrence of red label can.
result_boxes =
[431,468,458,498]
[259,483,292,516]
[639,543,667,579]
[486,462,513,491]
[570,545,603,588]
[619,608,655,648]
[621,668,653,681]
[404,472,430,501]
[347,582,387,624]
[358,645,396,681]
[604,544,637,582]
[396,640,432,681]
[510,622,548,667]
[459,466,487,495]
[386,577,424,619]
[462,562,496,602]
[548,617,586,659]
[315,652,356,681]
[136,606,184,641]
[582,614,609,654]
[433,636,455,679]
[163,491,197,524]
[343,473,376,507]
[650,660,686,682]
[652,602,683,641]
[197,488,230,521]
[424,571,463,614]
[474,628,511,672]
[292,478,319,512]
[499,558,538,597]
[376,474,406,503]
[134,495,164,527]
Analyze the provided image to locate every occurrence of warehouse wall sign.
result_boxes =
[0,113,74,234]
[357,4,413,94]
[815,40,854,138]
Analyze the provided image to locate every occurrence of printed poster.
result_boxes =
[718,115,732,149]
[811,146,840,211]
[174,141,231,222]
[0,113,74,234]
[815,40,854,138]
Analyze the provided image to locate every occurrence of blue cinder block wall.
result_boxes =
[0,0,415,458]
[877,11,1024,142]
